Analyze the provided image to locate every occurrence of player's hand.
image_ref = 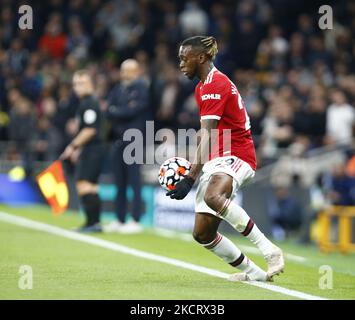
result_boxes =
[166,177,195,200]
[69,147,81,164]
[59,145,76,162]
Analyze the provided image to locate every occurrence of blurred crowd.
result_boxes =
[0,0,354,209]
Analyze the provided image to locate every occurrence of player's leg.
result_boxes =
[193,212,270,281]
[204,173,284,277]
[76,180,101,231]
[75,145,103,232]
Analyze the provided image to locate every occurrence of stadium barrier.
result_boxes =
[317,206,355,253]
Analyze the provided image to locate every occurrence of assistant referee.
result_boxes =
[60,70,104,232]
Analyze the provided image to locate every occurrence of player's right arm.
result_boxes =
[167,74,228,200]
[166,118,219,200]
[188,77,228,180]
[60,105,99,161]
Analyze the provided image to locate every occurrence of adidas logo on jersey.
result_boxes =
[201,94,221,101]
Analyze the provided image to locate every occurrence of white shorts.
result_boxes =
[195,156,255,216]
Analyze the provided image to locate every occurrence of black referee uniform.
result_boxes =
[76,95,104,227]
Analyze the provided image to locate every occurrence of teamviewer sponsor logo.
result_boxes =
[201,94,221,101]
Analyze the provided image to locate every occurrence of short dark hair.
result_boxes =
[181,36,218,60]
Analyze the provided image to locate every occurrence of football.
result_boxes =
[158,157,192,191]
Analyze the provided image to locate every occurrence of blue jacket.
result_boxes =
[106,79,150,139]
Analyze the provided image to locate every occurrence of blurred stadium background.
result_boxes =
[0,0,355,288]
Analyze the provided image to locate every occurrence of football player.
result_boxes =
[167,36,284,282]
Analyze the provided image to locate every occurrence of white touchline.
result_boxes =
[154,229,355,277]
[153,228,307,263]
[0,212,327,300]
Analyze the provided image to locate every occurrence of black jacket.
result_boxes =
[106,79,149,140]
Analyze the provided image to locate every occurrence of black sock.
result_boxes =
[81,194,101,226]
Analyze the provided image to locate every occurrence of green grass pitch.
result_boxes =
[0,204,355,300]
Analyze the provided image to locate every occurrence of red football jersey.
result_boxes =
[195,67,257,170]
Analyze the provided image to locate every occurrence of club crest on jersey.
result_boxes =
[201,93,221,101]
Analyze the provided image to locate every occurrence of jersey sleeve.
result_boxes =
[199,79,228,121]
[82,104,100,129]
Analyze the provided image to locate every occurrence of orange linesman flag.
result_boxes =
[36,160,69,215]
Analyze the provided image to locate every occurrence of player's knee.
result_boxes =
[192,230,215,244]
[77,181,95,196]
[204,193,224,213]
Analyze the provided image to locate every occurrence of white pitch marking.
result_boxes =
[153,228,307,263]
[0,212,327,300]
[153,228,355,276]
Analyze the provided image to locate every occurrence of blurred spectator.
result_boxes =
[163,7,181,48]
[38,17,68,60]
[97,0,138,52]
[0,5,16,49]
[7,38,29,74]
[8,97,36,175]
[21,64,42,102]
[95,73,110,109]
[324,163,355,206]
[306,96,327,148]
[308,36,332,67]
[326,89,355,146]
[52,83,78,152]
[179,1,209,37]
[261,98,295,159]
[287,32,306,69]
[32,116,61,161]
[297,14,316,38]
[267,186,303,240]
[177,93,200,130]
[67,17,91,61]
[234,19,260,69]
[90,19,110,59]
[155,63,181,130]
[268,25,289,65]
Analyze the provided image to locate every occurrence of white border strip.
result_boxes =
[0,212,327,300]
